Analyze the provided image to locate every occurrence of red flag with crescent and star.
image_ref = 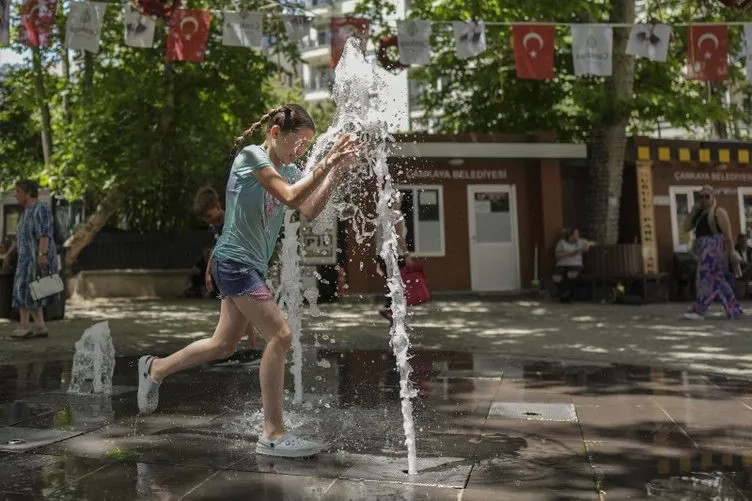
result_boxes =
[18,0,58,47]
[512,25,555,80]
[166,9,211,62]
[330,17,370,68]
[687,25,728,81]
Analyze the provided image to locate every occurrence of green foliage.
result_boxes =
[358,0,752,141]
[0,0,311,231]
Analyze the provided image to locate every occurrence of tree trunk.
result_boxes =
[60,45,70,123]
[83,51,94,103]
[63,186,125,271]
[31,46,53,164]
[585,0,636,245]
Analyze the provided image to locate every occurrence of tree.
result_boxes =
[1,0,312,270]
[357,0,751,243]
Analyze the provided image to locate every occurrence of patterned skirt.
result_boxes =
[691,234,742,319]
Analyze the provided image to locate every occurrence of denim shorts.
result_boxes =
[211,258,274,301]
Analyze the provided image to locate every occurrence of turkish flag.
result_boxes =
[166,9,211,62]
[330,17,369,68]
[687,25,728,81]
[513,25,555,80]
[19,0,58,47]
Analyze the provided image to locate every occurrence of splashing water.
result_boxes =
[277,210,304,404]
[280,38,419,474]
[68,321,115,395]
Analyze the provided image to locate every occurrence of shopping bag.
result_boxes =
[400,264,431,306]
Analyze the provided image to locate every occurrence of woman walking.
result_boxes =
[684,185,742,320]
[1,180,58,339]
[137,104,359,458]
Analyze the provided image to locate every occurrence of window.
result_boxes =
[397,185,445,256]
[738,187,752,237]
[669,186,702,252]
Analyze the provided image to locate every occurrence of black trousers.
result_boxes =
[554,266,582,301]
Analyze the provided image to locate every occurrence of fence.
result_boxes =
[76,231,213,270]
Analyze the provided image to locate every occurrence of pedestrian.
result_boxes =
[553,228,593,302]
[1,180,59,339]
[375,194,413,323]
[192,186,225,296]
[683,185,742,320]
[137,104,360,458]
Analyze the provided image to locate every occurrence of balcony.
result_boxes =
[300,32,332,63]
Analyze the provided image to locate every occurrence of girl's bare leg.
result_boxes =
[229,296,291,440]
[150,299,249,382]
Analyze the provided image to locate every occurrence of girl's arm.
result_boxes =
[297,165,346,220]
[253,135,358,210]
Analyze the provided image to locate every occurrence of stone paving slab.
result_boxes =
[2,297,752,378]
[3,341,752,497]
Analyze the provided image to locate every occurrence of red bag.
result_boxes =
[400,264,431,306]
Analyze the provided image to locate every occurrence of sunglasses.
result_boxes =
[700,194,712,200]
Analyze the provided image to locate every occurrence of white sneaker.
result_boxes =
[683,312,704,321]
[137,355,161,414]
[255,433,324,458]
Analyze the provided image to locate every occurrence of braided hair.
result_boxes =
[230,104,316,158]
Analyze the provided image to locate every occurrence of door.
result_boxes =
[468,185,519,291]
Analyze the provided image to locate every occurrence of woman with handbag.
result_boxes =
[683,185,742,320]
[1,180,59,339]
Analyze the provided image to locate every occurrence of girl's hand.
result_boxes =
[38,254,48,270]
[326,134,361,170]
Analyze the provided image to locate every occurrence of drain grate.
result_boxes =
[488,402,577,422]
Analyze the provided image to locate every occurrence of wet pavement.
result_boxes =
[1,347,752,499]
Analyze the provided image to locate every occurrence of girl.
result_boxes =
[137,104,360,458]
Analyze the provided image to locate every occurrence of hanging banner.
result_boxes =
[222,11,262,48]
[626,23,671,62]
[283,15,311,42]
[571,24,613,76]
[453,21,486,59]
[396,19,432,65]
[330,17,369,68]
[746,24,752,81]
[166,9,211,62]
[19,0,58,47]
[65,2,107,54]
[124,7,156,48]
[687,25,728,81]
[636,161,658,275]
[512,24,555,80]
[1,0,10,45]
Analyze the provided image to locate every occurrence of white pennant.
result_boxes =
[571,24,613,76]
[626,23,671,62]
[283,15,312,42]
[0,0,10,46]
[453,21,486,59]
[397,19,432,65]
[65,2,107,53]
[124,7,156,49]
[223,11,262,48]
[745,24,752,81]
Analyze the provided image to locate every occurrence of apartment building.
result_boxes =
[297,0,425,132]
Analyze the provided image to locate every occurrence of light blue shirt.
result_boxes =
[213,145,302,275]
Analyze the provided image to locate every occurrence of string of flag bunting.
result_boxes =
[2,0,752,81]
